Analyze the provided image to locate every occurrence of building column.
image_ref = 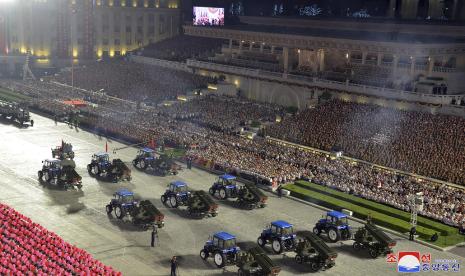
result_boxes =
[401,0,419,19]
[377,53,383,66]
[249,42,253,51]
[410,57,416,75]
[271,45,275,54]
[239,40,243,53]
[260,43,264,52]
[318,49,325,72]
[428,0,444,19]
[452,0,459,20]
[283,46,289,73]
[228,39,232,49]
[362,51,367,65]
[428,57,435,76]
[393,55,399,76]
[388,0,396,18]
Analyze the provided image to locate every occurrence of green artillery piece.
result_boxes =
[0,100,33,126]
[294,231,337,272]
[236,246,281,276]
[131,200,165,230]
[237,182,268,209]
[187,190,219,217]
[352,222,397,258]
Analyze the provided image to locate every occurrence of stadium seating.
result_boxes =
[0,203,119,275]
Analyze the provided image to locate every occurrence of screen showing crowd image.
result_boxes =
[193,7,225,26]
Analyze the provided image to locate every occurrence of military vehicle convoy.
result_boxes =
[236,247,281,276]
[294,231,338,272]
[37,159,82,190]
[52,141,75,160]
[313,211,352,242]
[132,148,180,176]
[87,152,131,182]
[106,189,164,230]
[257,221,297,254]
[352,222,397,258]
[161,181,218,218]
[0,100,34,126]
[209,174,268,209]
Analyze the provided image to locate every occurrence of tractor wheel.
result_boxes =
[295,254,303,264]
[114,206,125,219]
[313,227,321,235]
[257,237,265,247]
[106,205,113,214]
[169,196,178,208]
[199,249,208,260]
[38,171,43,181]
[272,239,284,254]
[92,165,100,176]
[219,188,227,200]
[369,247,379,259]
[76,184,82,190]
[140,159,147,170]
[161,195,166,204]
[353,242,362,251]
[44,171,51,183]
[213,252,225,268]
[327,228,341,243]
[209,188,214,195]
[87,164,93,175]
[310,261,322,272]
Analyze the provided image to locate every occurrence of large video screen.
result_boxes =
[193,7,225,26]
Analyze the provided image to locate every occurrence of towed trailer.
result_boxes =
[236,246,281,276]
[294,231,338,272]
[353,223,397,258]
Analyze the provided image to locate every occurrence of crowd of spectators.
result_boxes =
[3,73,465,227]
[0,203,119,275]
[136,35,225,62]
[267,99,465,185]
[50,60,212,105]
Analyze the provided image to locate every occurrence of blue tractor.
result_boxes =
[105,189,138,219]
[161,181,191,208]
[200,232,241,268]
[132,148,156,170]
[209,174,238,200]
[87,152,111,175]
[257,220,297,254]
[38,159,82,190]
[313,211,352,242]
[87,153,131,182]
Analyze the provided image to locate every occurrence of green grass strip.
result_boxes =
[294,180,456,235]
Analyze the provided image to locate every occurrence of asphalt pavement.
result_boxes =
[0,113,463,275]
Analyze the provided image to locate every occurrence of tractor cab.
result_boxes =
[210,232,240,253]
[138,148,155,159]
[92,152,110,164]
[169,181,189,194]
[113,189,137,206]
[321,211,349,229]
[216,174,237,187]
[43,159,61,170]
[270,220,295,237]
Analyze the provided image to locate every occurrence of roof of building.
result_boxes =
[214,231,236,241]
[116,189,134,197]
[328,210,348,219]
[220,174,236,181]
[271,220,293,228]
[196,24,465,44]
